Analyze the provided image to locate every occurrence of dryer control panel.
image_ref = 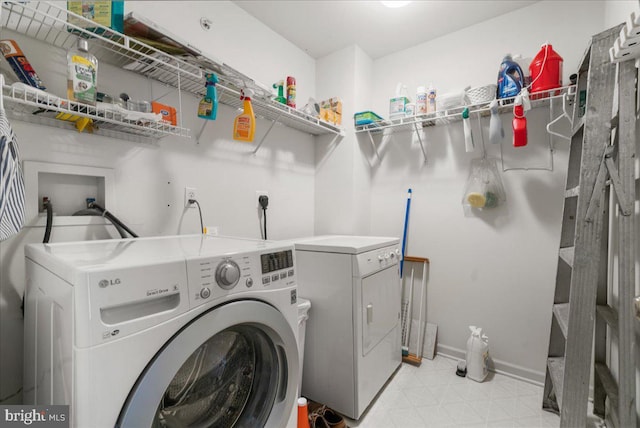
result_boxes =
[185,247,296,309]
[353,244,401,277]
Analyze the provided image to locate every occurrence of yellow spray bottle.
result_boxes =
[233,88,256,142]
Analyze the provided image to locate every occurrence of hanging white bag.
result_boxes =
[466,325,489,382]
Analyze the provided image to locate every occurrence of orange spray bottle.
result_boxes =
[233,88,256,142]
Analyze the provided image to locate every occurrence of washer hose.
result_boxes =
[72,208,129,239]
[86,202,138,238]
[43,200,53,243]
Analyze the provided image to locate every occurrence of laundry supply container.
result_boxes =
[297,298,311,393]
[466,325,489,382]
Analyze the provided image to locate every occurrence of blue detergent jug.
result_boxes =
[497,55,524,99]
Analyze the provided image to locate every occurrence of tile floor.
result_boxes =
[342,356,562,428]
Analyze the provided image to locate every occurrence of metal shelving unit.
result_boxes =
[1,76,190,142]
[0,0,199,142]
[355,86,575,163]
[1,0,343,146]
[195,83,344,149]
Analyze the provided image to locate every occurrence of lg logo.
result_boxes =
[99,278,121,288]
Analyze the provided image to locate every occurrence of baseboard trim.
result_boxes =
[436,344,546,386]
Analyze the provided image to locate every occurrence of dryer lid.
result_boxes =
[293,235,399,254]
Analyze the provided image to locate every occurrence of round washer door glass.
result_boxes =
[153,325,278,427]
[117,300,298,428]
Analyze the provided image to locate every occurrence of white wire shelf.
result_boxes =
[2,78,190,143]
[195,83,344,151]
[355,86,576,134]
[216,84,343,137]
[1,1,203,84]
[1,0,343,143]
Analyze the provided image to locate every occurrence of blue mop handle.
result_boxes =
[400,188,412,278]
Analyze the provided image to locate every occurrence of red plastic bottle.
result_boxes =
[529,43,563,96]
[513,104,527,147]
[286,76,296,109]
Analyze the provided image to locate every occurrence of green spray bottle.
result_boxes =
[272,80,286,104]
[198,73,219,120]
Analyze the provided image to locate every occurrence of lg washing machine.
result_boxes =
[23,234,299,427]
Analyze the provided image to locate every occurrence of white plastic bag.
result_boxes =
[462,158,506,210]
[466,325,489,382]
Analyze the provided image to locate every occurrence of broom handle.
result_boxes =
[400,188,412,278]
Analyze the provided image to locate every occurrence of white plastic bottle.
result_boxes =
[389,83,411,118]
[426,84,436,114]
[416,86,427,115]
[465,326,489,382]
[67,39,98,105]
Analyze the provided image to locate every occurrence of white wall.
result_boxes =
[366,0,606,381]
[314,45,373,235]
[604,0,638,28]
[0,0,317,404]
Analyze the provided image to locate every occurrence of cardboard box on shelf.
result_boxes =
[67,1,124,33]
[151,101,177,126]
[320,97,342,125]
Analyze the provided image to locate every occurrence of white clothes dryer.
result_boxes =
[23,235,299,428]
[293,235,402,420]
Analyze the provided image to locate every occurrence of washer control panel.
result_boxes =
[185,246,296,308]
[215,259,241,289]
[260,249,295,287]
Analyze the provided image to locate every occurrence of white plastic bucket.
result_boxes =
[297,298,311,393]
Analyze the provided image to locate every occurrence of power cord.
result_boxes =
[259,195,269,240]
[189,199,204,234]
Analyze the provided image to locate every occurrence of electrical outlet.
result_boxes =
[185,187,197,208]
[256,190,269,208]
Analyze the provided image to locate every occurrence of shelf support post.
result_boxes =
[366,129,381,161]
[413,122,428,163]
[328,132,343,147]
[253,112,283,154]
[195,121,208,144]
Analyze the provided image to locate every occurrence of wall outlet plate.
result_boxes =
[185,187,197,208]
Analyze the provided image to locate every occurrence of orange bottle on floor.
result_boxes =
[297,397,310,428]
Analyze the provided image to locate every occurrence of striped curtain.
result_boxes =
[0,108,25,241]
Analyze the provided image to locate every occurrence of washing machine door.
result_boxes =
[117,300,298,428]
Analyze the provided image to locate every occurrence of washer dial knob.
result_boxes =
[215,260,241,289]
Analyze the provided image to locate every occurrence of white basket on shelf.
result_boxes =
[466,84,497,105]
